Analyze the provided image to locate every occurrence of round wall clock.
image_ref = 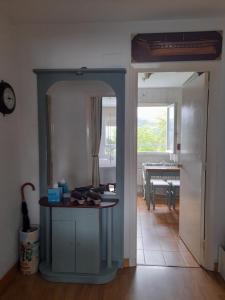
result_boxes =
[0,81,16,115]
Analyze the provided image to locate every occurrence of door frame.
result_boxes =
[129,61,219,269]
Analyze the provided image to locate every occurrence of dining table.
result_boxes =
[143,165,180,209]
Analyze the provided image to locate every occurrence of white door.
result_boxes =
[179,73,209,265]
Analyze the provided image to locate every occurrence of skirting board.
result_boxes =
[0,264,18,296]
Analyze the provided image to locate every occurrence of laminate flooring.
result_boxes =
[137,196,199,267]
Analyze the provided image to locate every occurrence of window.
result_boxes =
[105,125,116,160]
[137,104,176,153]
[99,97,116,167]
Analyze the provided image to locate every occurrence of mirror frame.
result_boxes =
[34,68,126,266]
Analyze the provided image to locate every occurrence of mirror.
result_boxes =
[46,80,117,191]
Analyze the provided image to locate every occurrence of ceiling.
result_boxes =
[138,72,195,88]
[1,0,225,24]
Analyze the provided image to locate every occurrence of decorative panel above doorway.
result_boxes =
[131,31,222,63]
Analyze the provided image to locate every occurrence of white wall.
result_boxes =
[0,17,21,279]
[13,17,225,270]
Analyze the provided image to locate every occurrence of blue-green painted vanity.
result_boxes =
[39,197,118,283]
[34,68,126,284]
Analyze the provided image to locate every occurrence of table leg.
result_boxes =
[153,186,155,210]
[107,208,112,268]
[173,187,176,209]
[146,172,151,210]
[168,184,172,210]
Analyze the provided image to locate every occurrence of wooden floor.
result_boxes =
[137,196,199,267]
[2,266,225,300]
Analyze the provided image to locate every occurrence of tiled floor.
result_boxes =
[137,196,199,267]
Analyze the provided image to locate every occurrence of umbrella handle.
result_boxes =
[21,182,35,201]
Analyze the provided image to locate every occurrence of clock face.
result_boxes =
[3,88,15,110]
[0,81,16,115]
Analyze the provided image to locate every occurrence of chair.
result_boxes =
[149,179,170,210]
[142,163,180,210]
[142,163,163,201]
[167,179,180,209]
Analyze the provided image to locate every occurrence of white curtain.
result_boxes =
[90,96,102,187]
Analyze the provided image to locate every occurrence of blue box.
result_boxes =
[48,188,61,202]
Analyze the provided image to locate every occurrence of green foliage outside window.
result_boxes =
[137,107,167,152]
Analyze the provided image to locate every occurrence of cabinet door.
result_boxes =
[52,220,75,273]
[75,209,100,274]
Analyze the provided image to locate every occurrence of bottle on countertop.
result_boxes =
[58,179,69,195]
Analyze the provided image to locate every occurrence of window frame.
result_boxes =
[166,103,177,154]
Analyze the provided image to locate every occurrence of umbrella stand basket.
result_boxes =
[19,226,39,275]
[19,182,38,275]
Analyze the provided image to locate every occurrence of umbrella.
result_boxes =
[21,182,35,232]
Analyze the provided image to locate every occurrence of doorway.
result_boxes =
[136,71,208,267]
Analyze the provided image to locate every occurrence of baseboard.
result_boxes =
[123,258,130,268]
[0,264,18,296]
